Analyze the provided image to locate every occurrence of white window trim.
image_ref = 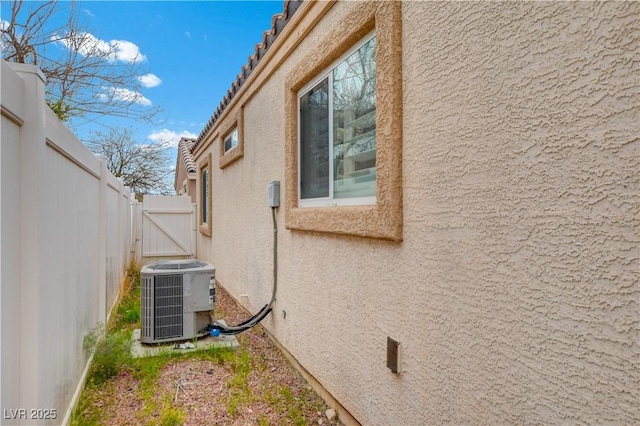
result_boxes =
[297,30,376,208]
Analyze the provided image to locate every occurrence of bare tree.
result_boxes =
[86,127,174,200]
[1,0,161,125]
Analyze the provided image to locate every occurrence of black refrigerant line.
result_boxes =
[204,206,278,336]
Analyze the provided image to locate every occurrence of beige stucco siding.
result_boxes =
[400,2,639,423]
[195,1,639,424]
[174,163,194,200]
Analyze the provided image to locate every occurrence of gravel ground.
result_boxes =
[78,283,344,425]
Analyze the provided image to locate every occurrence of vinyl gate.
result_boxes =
[140,195,195,260]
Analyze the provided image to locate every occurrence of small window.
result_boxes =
[219,110,244,169]
[224,128,238,153]
[298,33,376,207]
[201,168,209,224]
[198,153,212,236]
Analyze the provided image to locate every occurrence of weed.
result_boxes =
[133,357,165,420]
[225,349,255,416]
[70,381,113,426]
[159,406,185,426]
[190,345,235,365]
[227,394,240,417]
[257,414,269,426]
[277,385,309,425]
[82,323,104,358]
[86,330,132,387]
[150,393,186,426]
[232,350,252,376]
[262,385,315,425]
[109,261,141,331]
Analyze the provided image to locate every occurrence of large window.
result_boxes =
[298,33,376,207]
[285,1,402,241]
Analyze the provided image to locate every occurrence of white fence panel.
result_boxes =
[42,139,102,418]
[1,61,25,417]
[0,61,137,425]
[142,195,195,260]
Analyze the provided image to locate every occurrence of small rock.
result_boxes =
[318,419,323,425]
[325,408,336,420]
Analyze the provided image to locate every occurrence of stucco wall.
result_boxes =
[174,164,189,195]
[195,1,639,424]
[174,161,196,202]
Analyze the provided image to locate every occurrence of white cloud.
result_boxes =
[138,73,162,88]
[98,87,152,106]
[111,39,146,63]
[83,9,95,17]
[52,31,146,63]
[148,129,198,148]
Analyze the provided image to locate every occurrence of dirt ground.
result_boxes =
[76,283,344,426]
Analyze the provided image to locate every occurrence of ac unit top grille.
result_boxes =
[147,260,208,270]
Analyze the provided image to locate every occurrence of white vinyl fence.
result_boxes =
[1,61,137,425]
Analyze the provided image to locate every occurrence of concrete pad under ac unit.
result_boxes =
[130,322,239,359]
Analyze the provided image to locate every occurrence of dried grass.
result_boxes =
[72,281,343,426]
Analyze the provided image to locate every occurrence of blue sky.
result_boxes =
[77,0,283,146]
[4,1,284,156]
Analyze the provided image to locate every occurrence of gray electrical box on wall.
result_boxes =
[268,181,280,207]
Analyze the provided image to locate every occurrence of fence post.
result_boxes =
[117,181,123,293]
[129,193,137,262]
[136,199,143,262]
[13,63,47,415]
[97,156,107,324]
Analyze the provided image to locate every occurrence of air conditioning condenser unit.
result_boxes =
[140,260,215,344]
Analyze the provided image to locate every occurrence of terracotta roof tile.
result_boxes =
[178,137,197,174]
[174,136,197,191]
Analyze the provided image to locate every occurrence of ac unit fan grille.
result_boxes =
[141,276,153,339]
[153,274,183,340]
